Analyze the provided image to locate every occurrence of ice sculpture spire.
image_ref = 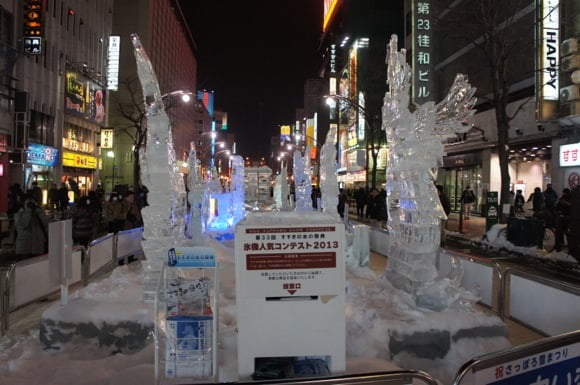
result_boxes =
[186,142,204,245]
[130,34,186,245]
[383,34,477,311]
[293,148,313,211]
[319,126,339,217]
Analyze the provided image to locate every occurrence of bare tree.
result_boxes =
[112,77,146,189]
[434,0,540,220]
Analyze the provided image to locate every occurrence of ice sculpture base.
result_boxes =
[346,279,509,384]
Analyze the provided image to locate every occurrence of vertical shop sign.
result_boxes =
[107,36,120,91]
[23,0,44,54]
[485,192,499,231]
[412,0,434,105]
[541,0,559,101]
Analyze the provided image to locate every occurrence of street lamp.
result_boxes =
[161,90,194,103]
[107,150,116,192]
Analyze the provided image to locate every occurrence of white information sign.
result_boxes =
[235,218,346,378]
[237,224,343,298]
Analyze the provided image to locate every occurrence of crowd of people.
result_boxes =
[6,181,148,257]
[336,187,388,221]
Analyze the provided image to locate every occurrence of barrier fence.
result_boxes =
[0,227,144,335]
[1,226,579,385]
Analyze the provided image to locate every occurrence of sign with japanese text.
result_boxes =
[473,341,580,385]
[23,0,43,54]
[27,143,59,167]
[412,0,434,105]
[100,129,114,149]
[560,143,580,167]
[541,0,559,101]
[236,223,345,298]
[107,36,120,91]
[64,70,106,125]
[167,247,216,268]
[485,192,499,231]
[62,151,97,169]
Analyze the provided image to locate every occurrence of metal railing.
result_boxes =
[0,228,143,336]
[236,370,439,385]
[452,329,580,385]
[501,267,580,336]
[439,249,504,318]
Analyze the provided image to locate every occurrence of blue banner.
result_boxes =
[27,143,59,166]
[168,247,216,268]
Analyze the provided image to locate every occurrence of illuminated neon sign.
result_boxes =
[27,143,59,166]
[323,0,340,32]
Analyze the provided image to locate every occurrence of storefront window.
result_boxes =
[444,166,483,214]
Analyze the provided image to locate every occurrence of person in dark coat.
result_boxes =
[58,183,70,215]
[567,186,580,262]
[14,194,49,256]
[437,185,451,247]
[460,186,476,219]
[48,183,60,211]
[71,196,98,247]
[554,188,571,252]
[514,189,525,216]
[355,187,367,218]
[8,183,24,218]
[30,181,43,207]
[337,189,348,218]
[366,188,379,219]
[528,187,546,220]
[543,184,558,227]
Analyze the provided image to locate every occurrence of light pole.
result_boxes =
[107,150,116,192]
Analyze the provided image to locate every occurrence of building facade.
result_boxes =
[2,0,113,208]
[108,0,197,192]
[317,0,404,190]
[404,0,579,214]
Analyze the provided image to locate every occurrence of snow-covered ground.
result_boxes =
[0,233,512,385]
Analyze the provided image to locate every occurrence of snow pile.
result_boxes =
[0,234,511,384]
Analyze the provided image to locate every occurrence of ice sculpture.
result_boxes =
[230,155,246,224]
[130,34,188,302]
[186,142,205,245]
[319,126,339,217]
[383,35,477,311]
[273,165,291,211]
[293,148,313,211]
[131,34,186,244]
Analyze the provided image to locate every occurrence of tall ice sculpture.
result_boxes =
[131,34,187,300]
[383,35,477,311]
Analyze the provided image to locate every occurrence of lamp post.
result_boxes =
[107,150,116,192]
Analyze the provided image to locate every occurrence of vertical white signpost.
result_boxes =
[48,219,73,305]
[235,214,346,378]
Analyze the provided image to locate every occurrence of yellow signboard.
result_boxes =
[62,151,98,169]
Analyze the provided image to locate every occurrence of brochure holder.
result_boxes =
[155,247,219,384]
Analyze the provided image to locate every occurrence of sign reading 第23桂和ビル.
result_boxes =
[26,143,59,167]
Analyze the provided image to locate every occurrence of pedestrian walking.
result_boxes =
[71,196,98,247]
[554,188,571,252]
[14,194,49,257]
[123,191,143,230]
[543,184,558,227]
[514,189,525,216]
[355,187,366,218]
[58,182,70,217]
[460,186,476,219]
[104,193,126,233]
[437,185,451,247]
[528,187,546,220]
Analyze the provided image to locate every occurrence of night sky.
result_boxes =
[179,1,324,160]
